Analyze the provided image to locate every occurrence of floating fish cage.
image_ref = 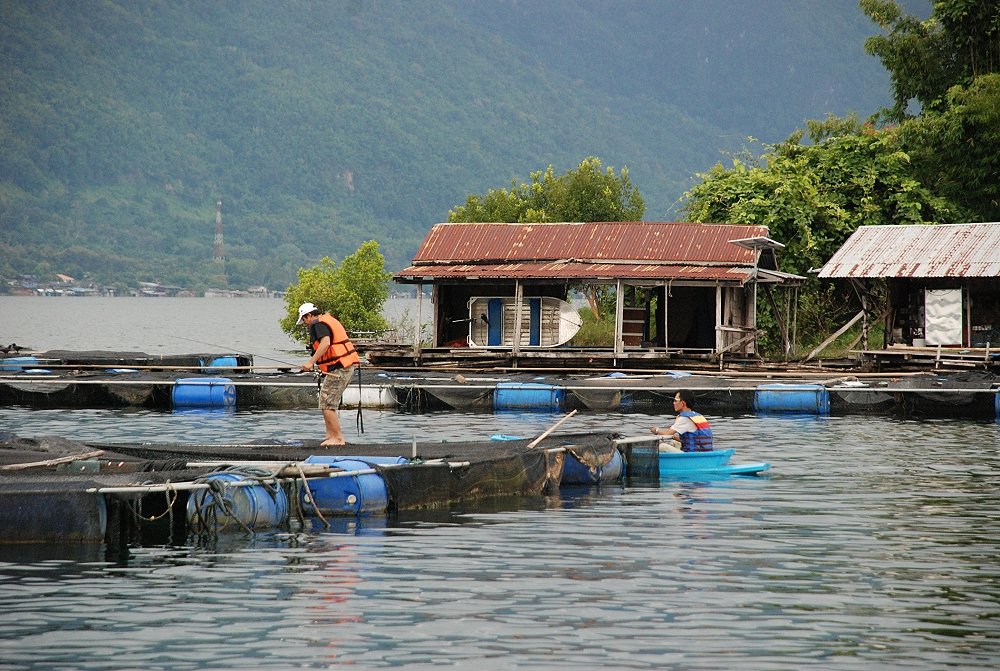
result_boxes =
[617,441,660,481]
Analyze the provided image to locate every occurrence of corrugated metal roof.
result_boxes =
[396,261,754,283]
[409,222,768,265]
[818,223,1000,278]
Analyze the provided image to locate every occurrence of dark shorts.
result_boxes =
[318,365,355,410]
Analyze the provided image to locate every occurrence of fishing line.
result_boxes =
[170,334,301,368]
[172,332,365,436]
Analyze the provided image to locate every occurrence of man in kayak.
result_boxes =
[297,302,360,446]
[649,390,714,452]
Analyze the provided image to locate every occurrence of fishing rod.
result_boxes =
[171,333,365,436]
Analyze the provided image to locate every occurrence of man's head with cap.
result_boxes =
[296,302,319,325]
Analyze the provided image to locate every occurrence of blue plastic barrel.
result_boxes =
[202,356,239,372]
[185,472,289,531]
[171,377,236,408]
[493,382,564,411]
[562,448,625,485]
[0,356,39,372]
[300,456,406,515]
[754,383,830,415]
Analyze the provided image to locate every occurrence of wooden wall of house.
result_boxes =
[887,277,1000,347]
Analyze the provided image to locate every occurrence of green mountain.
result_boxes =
[0,0,901,291]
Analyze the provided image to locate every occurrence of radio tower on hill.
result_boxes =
[213,199,225,264]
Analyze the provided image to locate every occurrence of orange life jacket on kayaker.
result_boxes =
[312,313,359,372]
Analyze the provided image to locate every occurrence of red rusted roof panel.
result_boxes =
[410,222,768,265]
[819,223,1000,278]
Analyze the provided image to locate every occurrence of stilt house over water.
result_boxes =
[381,222,804,369]
[818,222,1000,367]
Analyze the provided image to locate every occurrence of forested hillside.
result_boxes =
[0,0,900,291]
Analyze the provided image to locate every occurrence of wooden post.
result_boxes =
[614,280,625,356]
[763,285,790,360]
[715,284,723,355]
[791,286,799,358]
[413,283,423,362]
[663,282,670,353]
[784,285,792,359]
[512,281,524,364]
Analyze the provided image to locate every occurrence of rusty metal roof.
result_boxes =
[818,223,1000,279]
[396,261,755,282]
[394,222,807,284]
[409,222,769,265]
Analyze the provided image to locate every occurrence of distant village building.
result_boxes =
[132,282,185,297]
[819,222,1000,350]
[384,222,803,368]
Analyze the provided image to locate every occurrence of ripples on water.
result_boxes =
[1,409,999,670]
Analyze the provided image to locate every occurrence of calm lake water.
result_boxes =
[1,297,999,670]
[0,295,428,367]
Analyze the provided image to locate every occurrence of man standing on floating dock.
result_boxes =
[297,302,360,446]
[650,390,714,452]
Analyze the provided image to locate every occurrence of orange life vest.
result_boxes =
[312,313,359,372]
[677,410,714,452]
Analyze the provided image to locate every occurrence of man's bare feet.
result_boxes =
[320,439,346,446]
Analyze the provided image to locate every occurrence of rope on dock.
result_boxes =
[297,463,329,529]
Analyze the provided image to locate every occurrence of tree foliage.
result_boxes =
[684,117,957,278]
[679,0,1000,354]
[896,73,1000,221]
[682,117,959,353]
[281,240,392,344]
[861,0,1000,120]
[448,157,645,223]
[861,1,1000,220]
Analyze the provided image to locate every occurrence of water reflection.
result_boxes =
[1,412,999,669]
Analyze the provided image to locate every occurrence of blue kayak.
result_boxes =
[659,448,770,478]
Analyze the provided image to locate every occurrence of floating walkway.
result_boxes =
[3,350,1000,419]
[0,430,687,551]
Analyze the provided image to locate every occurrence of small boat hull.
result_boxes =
[658,448,770,478]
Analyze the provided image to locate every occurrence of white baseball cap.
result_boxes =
[296,302,317,324]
